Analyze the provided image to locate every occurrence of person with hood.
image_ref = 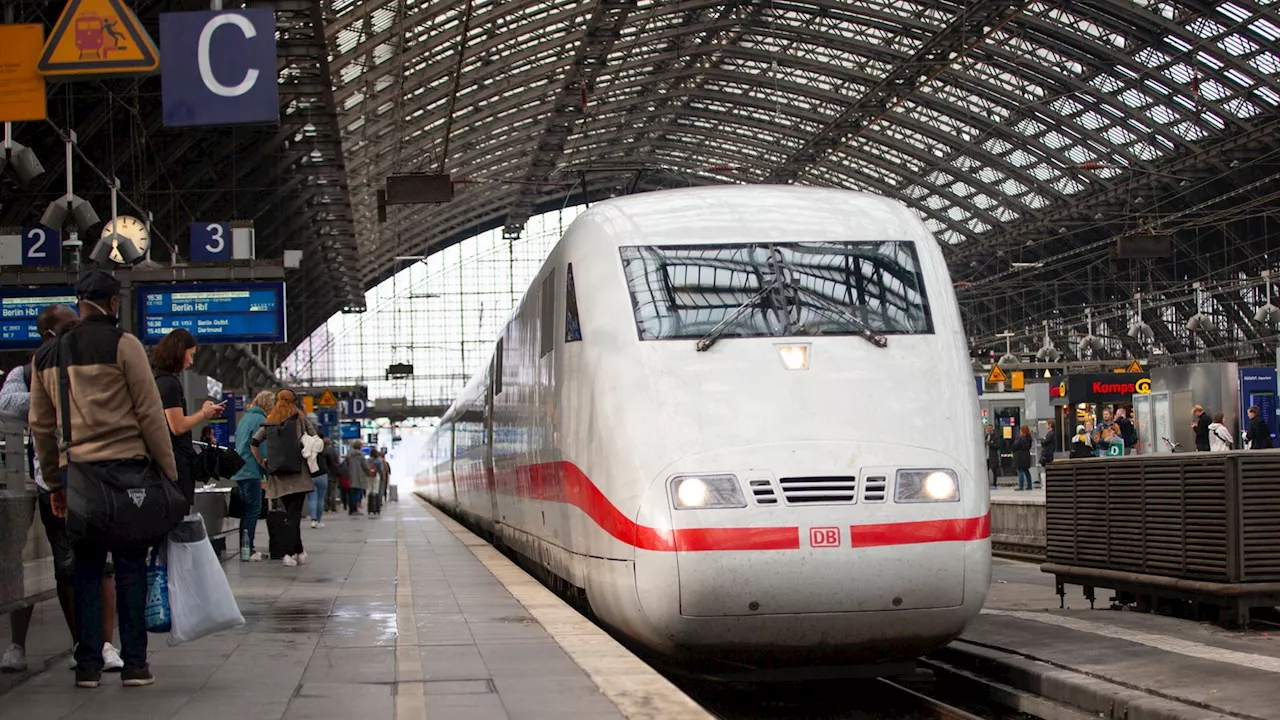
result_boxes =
[1244,405,1273,450]
[1208,412,1234,452]
[1070,424,1094,458]
[232,391,276,562]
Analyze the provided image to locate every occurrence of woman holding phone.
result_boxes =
[151,329,224,505]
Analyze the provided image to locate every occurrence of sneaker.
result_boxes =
[121,666,154,687]
[1,643,26,673]
[282,555,298,567]
[102,643,123,672]
[297,551,308,565]
[310,520,317,529]
[68,645,78,670]
[75,667,102,688]
[248,552,264,562]
[316,522,325,529]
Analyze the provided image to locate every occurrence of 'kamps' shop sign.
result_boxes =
[1066,373,1152,403]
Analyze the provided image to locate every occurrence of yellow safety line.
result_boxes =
[395,515,426,720]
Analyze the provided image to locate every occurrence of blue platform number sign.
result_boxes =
[159,9,280,127]
[190,222,231,262]
[21,227,59,267]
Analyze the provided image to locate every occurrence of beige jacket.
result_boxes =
[29,315,178,490]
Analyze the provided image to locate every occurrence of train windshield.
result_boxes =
[618,241,933,341]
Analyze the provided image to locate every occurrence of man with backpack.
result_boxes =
[28,271,179,689]
[0,304,125,676]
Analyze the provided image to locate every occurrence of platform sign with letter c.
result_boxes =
[21,227,60,266]
[159,8,279,127]
[190,222,231,262]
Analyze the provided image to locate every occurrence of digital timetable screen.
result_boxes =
[136,282,286,345]
[0,287,77,350]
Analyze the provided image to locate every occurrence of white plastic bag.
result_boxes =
[166,513,244,646]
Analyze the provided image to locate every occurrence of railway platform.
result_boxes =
[0,492,707,720]
[951,557,1280,720]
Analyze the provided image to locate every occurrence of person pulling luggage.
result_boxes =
[250,390,320,567]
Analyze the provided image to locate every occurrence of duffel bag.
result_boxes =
[56,335,185,546]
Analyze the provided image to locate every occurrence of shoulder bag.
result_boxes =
[59,335,187,546]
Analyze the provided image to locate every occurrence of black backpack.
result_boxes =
[263,417,304,476]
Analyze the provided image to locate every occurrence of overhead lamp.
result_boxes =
[1186,313,1214,333]
[1035,321,1061,361]
[995,331,1018,368]
[1255,270,1280,325]
[41,194,100,233]
[1127,292,1154,342]
[1077,308,1104,358]
[1187,285,1214,333]
[1,139,45,184]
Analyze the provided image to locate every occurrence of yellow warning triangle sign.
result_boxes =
[317,390,338,408]
[38,0,159,77]
[986,364,1008,384]
[1127,359,1143,373]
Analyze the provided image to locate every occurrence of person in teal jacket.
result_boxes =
[232,391,275,561]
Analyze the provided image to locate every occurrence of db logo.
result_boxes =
[809,527,840,548]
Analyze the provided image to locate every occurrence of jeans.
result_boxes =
[348,488,364,514]
[237,479,263,554]
[1016,467,1032,491]
[308,474,329,522]
[73,541,146,672]
[281,492,307,557]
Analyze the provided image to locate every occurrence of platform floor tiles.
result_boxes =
[0,498,631,720]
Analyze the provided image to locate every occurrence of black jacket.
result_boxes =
[1248,415,1274,449]
[1011,436,1033,469]
[1039,434,1055,464]
[1195,413,1212,451]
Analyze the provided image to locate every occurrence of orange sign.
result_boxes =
[38,0,159,77]
[0,25,47,121]
[1010,370,1025,391]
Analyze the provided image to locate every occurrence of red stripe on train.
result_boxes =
[458,460,987,552]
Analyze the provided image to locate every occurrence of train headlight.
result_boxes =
[775,343,810,370]
[670,475,746,509]
[894,469,960,503]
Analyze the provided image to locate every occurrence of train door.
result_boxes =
[486,346,501,533]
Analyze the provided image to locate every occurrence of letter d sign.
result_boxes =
[160,8,279,127]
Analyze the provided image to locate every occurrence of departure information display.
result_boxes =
[0,287,77,350]
[136,282,286,345]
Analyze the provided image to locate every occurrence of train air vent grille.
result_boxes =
[749,479,778,505]
[862,476,888,503]
[778,476,858,504]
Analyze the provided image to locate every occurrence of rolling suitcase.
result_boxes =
[389,485,398,503]
[367,487,382,516]
[266,503,289,559]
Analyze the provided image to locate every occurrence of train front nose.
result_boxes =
[629,441,990,651]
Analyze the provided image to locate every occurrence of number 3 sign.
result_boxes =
[21,227,61,267]
[190,222,230,262]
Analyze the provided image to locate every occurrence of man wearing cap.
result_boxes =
[27,270,178,690]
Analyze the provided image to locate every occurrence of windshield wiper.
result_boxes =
[789,286,888,349]
[696,284,774,352]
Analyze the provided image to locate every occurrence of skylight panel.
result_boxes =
[1251,17,1280,42]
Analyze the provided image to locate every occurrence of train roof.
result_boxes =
[570,185,933,249]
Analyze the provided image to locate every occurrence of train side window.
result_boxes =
[565,263,582,343]
[540,268,557,357]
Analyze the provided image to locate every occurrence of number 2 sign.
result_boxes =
[21,227,61,267]
[190,222,230,262]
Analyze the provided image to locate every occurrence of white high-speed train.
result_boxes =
[418,185,990,677]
